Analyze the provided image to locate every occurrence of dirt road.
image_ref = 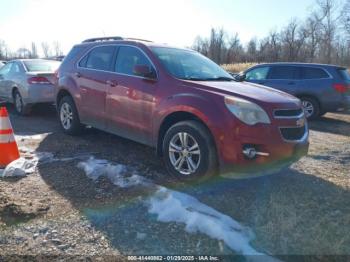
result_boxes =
[0,104,349,260]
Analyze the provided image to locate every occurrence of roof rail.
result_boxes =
[125,38,153,43]
[82,36,124,43]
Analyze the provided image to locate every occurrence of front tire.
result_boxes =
[58,96,83,135]
[162,120,217,180]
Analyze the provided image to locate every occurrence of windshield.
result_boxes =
[23,60,60,72]
[151,47,233,81]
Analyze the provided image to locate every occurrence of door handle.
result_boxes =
[106,80,117,87]
[258,82,265,85]
[288,82,295,85]
[74,72,81,78]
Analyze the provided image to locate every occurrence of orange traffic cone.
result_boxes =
[0,107,20,168]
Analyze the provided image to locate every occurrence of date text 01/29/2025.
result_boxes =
[127,255,220,261]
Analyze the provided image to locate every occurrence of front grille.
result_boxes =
[274,108,303,118]
[280,126,306,141]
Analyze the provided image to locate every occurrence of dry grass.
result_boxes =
[221,63,257,73]
[222,64,350,73]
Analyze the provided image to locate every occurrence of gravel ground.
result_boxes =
[0,104,349,261]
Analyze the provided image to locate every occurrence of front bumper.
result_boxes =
[217,111,309,178]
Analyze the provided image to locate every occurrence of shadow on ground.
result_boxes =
[309,114,350,136]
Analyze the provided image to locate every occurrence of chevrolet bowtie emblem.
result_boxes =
[296,118,305,127]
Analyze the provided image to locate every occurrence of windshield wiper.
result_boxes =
[181,76,234,81]
[202,76,235,81]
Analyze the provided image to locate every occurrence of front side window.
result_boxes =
[245,67,269,80]
[83,46,115,71]
[151,47,232,81]
[268,66,299,80]
[301,67,329,79]
[115,46,153,76]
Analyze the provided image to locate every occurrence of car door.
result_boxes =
[75,45,117,129]
[264,65,302,95]
[0,62,13,100]
[106,45,158,145]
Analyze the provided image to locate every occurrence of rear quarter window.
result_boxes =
[301,67,329,79]
[337,68,350,81]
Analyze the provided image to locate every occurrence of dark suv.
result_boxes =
[238,63,350,119]
[55,37,309,179]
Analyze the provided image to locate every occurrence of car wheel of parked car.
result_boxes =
[58,96,83,135]
[301,97,320,120]
[13,90,31,116]
[163,120,217,180]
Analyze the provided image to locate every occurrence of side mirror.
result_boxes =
[234,73,246,82]
[133,65,156,79]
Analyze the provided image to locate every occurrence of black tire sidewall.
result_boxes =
[162,121,216,180]
[58,96,82,135]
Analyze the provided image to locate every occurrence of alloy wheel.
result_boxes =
[60,102,73,130]
[302,100,314,118]
[168,132,201,175]
[15,93,23,113]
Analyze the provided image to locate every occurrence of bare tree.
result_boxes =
[30,42,38,58]
[17,47,31,59]
[342,0,350,37]
[316,0,340,63]
[53,41,63,57]
[41,42,51,58]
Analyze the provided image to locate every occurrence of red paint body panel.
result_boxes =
[55,41,309,175]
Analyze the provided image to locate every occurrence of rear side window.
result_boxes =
[81,46,116,71]
[245,67,269,80]
[301,67,329,79]
[115,46,153,76]
[268,66,299,80]
[337,68,350,81]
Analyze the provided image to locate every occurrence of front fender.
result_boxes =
[153,92,230,154]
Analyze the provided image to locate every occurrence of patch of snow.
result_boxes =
[15,132,51,142]
[77,157,150,188]
[148,186,261,255]
[77,157,274,258]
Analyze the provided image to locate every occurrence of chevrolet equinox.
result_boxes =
[55,37,309,179]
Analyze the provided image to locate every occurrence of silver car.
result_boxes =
[0,59,60,115]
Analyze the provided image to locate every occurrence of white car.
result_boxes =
[0,59,60,115]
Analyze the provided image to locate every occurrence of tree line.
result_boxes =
[193,0,350,66]
[0,40,63,60]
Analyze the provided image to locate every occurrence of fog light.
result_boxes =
[243,147,257,159]
[242,145,270,159]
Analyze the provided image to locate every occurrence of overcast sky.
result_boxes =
[0,0,316,55]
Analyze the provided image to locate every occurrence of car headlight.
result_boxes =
[224,96,271,125]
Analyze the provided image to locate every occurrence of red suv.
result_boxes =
[55,37,309,179]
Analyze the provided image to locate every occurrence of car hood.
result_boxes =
[185,80,301,108]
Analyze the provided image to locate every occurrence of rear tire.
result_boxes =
[13,90,31,116]
[162,120,218,181]
[58,96,84,135]
[300,97,320,120]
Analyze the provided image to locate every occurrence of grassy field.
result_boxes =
[221,63,257,73]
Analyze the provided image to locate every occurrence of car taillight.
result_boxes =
[333,83,349,93]
[27,76,51,84]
